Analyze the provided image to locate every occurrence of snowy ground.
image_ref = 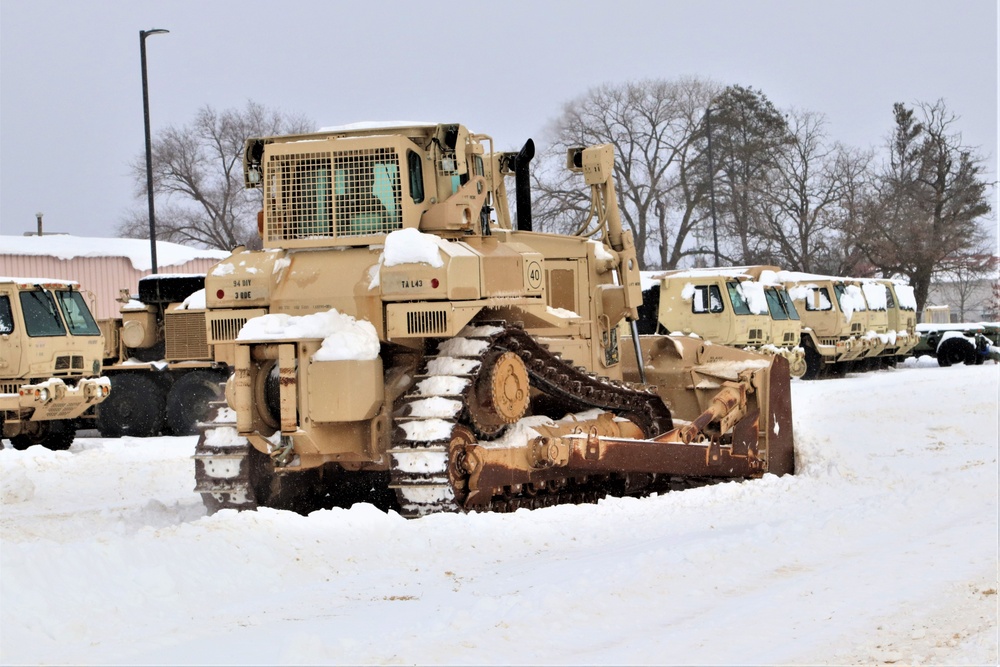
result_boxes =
[1,359,997,666]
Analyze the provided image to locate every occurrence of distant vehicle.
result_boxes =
[636,265,806,378]
[0,277,110,450]
[913,321,995,367]
[95,274,229,437]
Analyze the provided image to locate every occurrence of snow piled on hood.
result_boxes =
[383,228,446,268]
[237,308,380,361]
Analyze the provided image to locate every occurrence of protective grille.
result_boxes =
[55,356,70,370]
[210,317,249,343]
[266,148,402,242]
[407,310,448,336]
[165,311,210,360]
[1,382,19,395]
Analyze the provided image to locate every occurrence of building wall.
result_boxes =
[924,277,998,323]
[0,254,220,320]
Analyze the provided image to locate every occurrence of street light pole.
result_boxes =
[140,28,169,274]
[704,106,720,267]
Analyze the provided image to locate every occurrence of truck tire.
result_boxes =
[10,419,75,451]
[96,373,166,437]
[801,344,823,380]
[937,337,974,368]
[165,370,226,436]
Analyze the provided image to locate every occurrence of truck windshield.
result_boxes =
[18,289,66,337]
[765,288,789,320]
[56,290,100,335]
[778,288,800,320]
[725,281,752,315]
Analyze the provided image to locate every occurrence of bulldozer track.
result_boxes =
[193,404,261,513]
[389,322,673,517]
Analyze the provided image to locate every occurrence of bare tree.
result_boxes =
[532,78,722,270]
[757,109,873,273]
[120,101,313,250]
[858,100,993,312]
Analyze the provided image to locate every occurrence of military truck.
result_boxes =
[856,278,920,367]
[1,278,110,450]
[776,272,876,378]
[913,321,993,367]
[636,266,806,378]
[95,274,228,437]
[193,122,794,517]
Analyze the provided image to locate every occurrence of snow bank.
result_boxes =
[0,365,996,666]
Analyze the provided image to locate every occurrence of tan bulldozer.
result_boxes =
[193,122,794,517]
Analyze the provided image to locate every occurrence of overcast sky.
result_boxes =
[1,0,996,241]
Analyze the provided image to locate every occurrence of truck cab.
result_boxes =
[0,278,110,449]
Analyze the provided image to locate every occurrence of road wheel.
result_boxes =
[937,337,974,368]
[96,373,166,437]
[165,371,227,436]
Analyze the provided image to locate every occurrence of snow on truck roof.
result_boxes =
[1,235,229,272]
[0,277,80,288]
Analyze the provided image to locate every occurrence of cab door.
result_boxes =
[0,290,24,384]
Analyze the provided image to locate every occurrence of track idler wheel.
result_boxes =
[469,350,530,438]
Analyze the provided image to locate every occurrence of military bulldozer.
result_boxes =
[1,278,110,450]
[96,274,229,437]
[194,122,794,517]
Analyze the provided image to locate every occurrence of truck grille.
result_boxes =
[166,311,210,360]
[265,148,402,242]
[1,382,19,395]
[53,356,84,374]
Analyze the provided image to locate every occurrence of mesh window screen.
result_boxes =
[266,148,402,242]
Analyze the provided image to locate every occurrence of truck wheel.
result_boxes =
[165,371,226,436]
[937,337,974,368]
[10,419,75,451]
[802,344,822,380]
[96,374,166,437]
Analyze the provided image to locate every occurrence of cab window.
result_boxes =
[0,295,13,334]
[725,281,752,315]
[804,287,833,311]
[407,150,424,204]
[692,285,724,314]
[885,287,896,309]
[18,289,66,337]
[56,290,100,335]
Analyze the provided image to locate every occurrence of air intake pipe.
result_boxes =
[515,139,534,232]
